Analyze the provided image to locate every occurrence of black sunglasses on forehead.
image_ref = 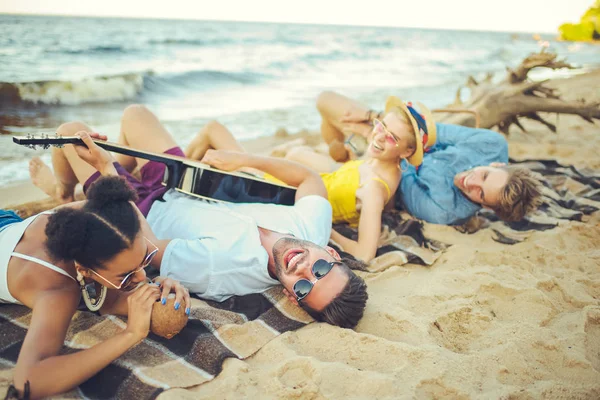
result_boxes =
[292,259,343,301]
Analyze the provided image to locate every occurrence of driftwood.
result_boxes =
[435,50,600,133]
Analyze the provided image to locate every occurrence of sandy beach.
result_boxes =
[2,70,600,399]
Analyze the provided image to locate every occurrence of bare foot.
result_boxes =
[29,157,74,203]
[29,157,56,196]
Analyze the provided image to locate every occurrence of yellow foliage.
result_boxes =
[558,1,600,41]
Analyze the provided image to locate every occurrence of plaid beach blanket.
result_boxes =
[1,195,445,400]
[331,214,448,273]
[0,287,312,399]
[2,159,596,399]
[0,209,444,399]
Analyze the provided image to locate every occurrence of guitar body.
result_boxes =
[175,160,296,204]
[13,136,297,206]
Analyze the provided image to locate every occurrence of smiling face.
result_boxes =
[453,166,510,207]
[367,112,416,162]
[272,237,348,311]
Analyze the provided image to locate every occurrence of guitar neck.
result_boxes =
[13,134,298,205]
[14,136,183,167]
[93,140,183,166]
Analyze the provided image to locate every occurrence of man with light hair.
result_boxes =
[448,161,543,224]
[316,91,543,225]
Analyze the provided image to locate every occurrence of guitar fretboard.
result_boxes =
[13,136,188,167]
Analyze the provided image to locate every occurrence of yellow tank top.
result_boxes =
[319,160,363,226]
[320,160,392,227]
[264,160,391,227]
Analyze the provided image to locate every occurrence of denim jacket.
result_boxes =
[397,123,509,225]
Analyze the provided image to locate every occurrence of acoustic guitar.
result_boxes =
[13,135,297,205]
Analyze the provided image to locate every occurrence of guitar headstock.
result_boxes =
[13,134,82,150]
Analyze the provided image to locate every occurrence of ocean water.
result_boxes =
[0,14,598,187]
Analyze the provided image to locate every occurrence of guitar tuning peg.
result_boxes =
[27,144,37,150]
[42,144,50,150]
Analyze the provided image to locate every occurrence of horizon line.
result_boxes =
[0,11,559,36]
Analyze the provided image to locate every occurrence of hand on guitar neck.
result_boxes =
[69,131,118,177]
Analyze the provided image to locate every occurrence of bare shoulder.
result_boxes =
[11,220,80,307]
[12,268,80,310]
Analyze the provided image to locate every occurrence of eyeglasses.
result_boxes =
[89,236,158,290]
[372,118,400,147]
[292,259,342,301]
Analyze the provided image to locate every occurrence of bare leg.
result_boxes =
[184,120,273,176]
[29,121,99,203]
[317,92,345,146]
[285,146,339,173]
[184,120,245,160]
[269,138,307,158]
[115,104,178,172]
[316,91,372,162]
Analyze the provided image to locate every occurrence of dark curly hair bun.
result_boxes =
[86,176,138,208]
[44,175,141,268]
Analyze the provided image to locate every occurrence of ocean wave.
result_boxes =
[46,45,128,55]
[487,47,514,62]
[146,36,310,47]
[0,68,267,106]
[0,73,146,106]
[303,50,349,63]
[147,38,231,47]
[359,39,395,48]
[144,69,266,91]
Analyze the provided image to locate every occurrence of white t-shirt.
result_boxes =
[146,190,332,302]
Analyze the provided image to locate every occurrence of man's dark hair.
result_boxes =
[300,260,368,329]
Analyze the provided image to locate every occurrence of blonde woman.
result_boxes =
[317,91,542,225]
[184,96,436,262]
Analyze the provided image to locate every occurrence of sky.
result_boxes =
[0,0,593,33]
